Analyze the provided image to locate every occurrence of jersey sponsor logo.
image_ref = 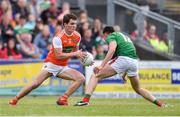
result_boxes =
[63,46,74,53]
[62,38,77,45]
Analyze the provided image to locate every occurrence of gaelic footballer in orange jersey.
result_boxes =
[45,30,81,66]
[9,13,87,106]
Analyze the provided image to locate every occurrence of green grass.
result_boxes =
[0,96,180,116]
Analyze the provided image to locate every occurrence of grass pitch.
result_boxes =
[0,96,180,116]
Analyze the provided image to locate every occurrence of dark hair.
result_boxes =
[94,17,103,23]
[20,15,26,19]
[103,26,115,34]
[7,38,19,55]
[0,40,4,50]
[62,13,77,26]
[79,10,87,16]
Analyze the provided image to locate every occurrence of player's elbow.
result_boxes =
[79,77,85,83]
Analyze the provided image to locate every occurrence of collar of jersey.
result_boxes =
[64,30,74,37]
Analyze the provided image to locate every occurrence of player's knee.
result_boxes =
[76,76,85,83]
[81,77,85,83]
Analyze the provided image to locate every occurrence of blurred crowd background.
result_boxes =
[0,0,108,60]
[0,0,179,60]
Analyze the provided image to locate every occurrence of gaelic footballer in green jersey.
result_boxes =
[75,26,166,108]
[106,32,137,59]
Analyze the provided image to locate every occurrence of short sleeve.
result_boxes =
[106,33,116,44]
[53,36,62,48]
[77,36,81,47]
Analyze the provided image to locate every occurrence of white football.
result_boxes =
[80,52,94,66]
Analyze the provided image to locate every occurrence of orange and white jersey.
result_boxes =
[45,29,81,66]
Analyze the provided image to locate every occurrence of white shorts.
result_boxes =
[42,62,71,76]
[110,56,138,77]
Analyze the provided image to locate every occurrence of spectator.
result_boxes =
[78,21,90,38]
[80,29,96,55]
[55,22,63,33]
[79,10,89,24]
[13,0,29,17]
[57,2,71,23]
[39,0,51,13]
[146,25,168,52]
[161,31,168,46]
[149,38,168,52]
[94,30,108,58]
[48,15,57,35]
[114,25,121,32]
[95,42,105,60]
[0,26,2,41]
[40,41,51,59]
[40,1,60,24]
[33,18,44,37]
[92,17,103,40]
[4,37,22,59]
[0,14,14,44]
[17,32,40,58]
[131,20,148,40]
[77,10,90,37]
[14,15,29,34]
[33,25,53,54]
[145,24,160,41]
[11,13,21,28]
[158,40,168,52]
[0,40,6,59]
[25,14,36,31]
[27,0,41,19]
[0,0,12,24]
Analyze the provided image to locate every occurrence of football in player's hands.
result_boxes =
[80,52,94,66]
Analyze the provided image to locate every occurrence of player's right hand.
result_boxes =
[93,66,103,74]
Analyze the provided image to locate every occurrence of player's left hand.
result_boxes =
[76,49,87,60]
